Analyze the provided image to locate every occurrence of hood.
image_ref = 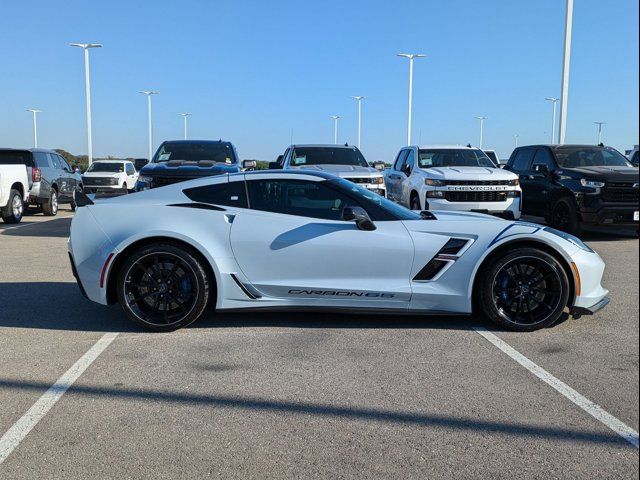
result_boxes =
[420,166,517,181]
[562,166,640,183]
[141,160,240,176]
[293,164,381,177]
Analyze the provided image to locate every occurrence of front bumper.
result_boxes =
[570,297,610,318]
[424,195,521,219]
[578,200,639,226]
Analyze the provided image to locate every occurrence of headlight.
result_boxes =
[544,227,594,253]
[507,178,520,186]
[425,179,445,186]
[506,191,521,198]
[138,175,153,183]
[580,178,605,188]
[426,190,445,198]
[109,178,119,185]
[375,177,384,185]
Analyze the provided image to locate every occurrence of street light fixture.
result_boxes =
[475,116,487,149]
[179,113,191,140]
[26,109,42,148]
[545,97,559,144]
[351,96,366,149]
[329,115,342,144]
[397,53,426,145]
[139,91,159,161]
[69,42,102,166]
[558,0,574,144]
[594,122,607,145]
[513,133,520,148]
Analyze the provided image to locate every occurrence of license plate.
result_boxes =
[634,211,639,222]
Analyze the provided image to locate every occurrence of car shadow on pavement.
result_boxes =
[0,281,498,333]
[0,217,72,238]
[0,377,630,449]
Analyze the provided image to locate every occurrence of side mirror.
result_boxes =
[533,164,550,176]
[342,206,376,231]
[373,161,385,171]
[402,164,412,176]
[268,162,282,169]
[242,160,257,170]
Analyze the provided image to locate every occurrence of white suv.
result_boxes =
[384,145,522,219]
[82,160,139,194]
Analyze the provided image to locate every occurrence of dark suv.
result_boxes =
[136,140,254,190]
[506,144,639,235]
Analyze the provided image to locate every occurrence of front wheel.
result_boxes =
[410,194,421,211]
[478,248,570,331]
[116,243,212,332]
[1,189,24,224]
[550,198,582,237]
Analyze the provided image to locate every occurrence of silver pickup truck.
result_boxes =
[0,149,31,223]
[271,144,386,196]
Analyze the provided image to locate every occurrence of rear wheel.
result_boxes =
[550,198,581,237]
[1,189,24,224]
[116,243,212,332]
[42,189,58,216]
[478,248,570,331]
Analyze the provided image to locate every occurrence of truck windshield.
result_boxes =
[291,147,369,167]
[554,147,632,168]
[153,142,236,164]
[418,149,497,168]
[86,163,124,172]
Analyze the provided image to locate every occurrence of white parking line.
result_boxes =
[0,332,119,465]
[474,327,639,449]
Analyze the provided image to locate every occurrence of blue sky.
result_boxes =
[0,0,637,161]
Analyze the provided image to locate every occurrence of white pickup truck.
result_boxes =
[384,145,522,220]
[0,149,31,223]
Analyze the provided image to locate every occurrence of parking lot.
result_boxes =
[0,210,638,479]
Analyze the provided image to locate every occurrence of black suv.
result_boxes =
[506,144,639,235]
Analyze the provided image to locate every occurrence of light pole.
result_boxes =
[545,97,559,144]
[329,115,341,144]
[179,113,191,140]
[351,96,365,149]
[397,53,426,145]
[514,133,519,148]
[475,116,487,149]
[558,0,574,144]
[26,109,42,148]
[594,122,606,144]
[69,43,102,166]
[140,91,159,160]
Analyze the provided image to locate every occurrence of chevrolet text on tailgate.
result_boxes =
[384,145,522,219]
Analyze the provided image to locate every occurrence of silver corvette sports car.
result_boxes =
[68,170,609,332]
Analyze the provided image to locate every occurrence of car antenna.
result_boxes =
[598,143,604,147]
[344,143,349,147]
[467,143,472,148]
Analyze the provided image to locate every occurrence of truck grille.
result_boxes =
[345,177,376,184]
[444,180,511,186]
[444,191,508,202]
[152,176,199,187]
[602,183,639,203]
[82,177,113,186]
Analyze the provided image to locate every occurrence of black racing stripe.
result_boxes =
[167,202,226,211]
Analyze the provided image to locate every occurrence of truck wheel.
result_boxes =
[1,189,24,224]
[410,193,421,210]
[42,189,58,216]
[550,198,581,237]
[477,247,570,331]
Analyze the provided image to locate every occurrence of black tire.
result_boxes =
[478,248,570,332]
[116,243,212,332]
[1,189,24,224]
[122,183,129,194]
[42,189,58,216]
[410,193,421,210]
[550,197,582,237]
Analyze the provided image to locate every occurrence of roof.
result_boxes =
[287,144,358,149]
[160,139,233,145]
[411,144,478,150]
[515,144,609,150]
[91,159,131,164]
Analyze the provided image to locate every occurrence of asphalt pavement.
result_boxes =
[0,209,637,479]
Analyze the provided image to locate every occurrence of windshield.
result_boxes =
[555,147,632,168]
[153,142,236,164]
[291,147,369,168]
[86,162,124,173]
[330,178,422,220]
[418,149,497,168]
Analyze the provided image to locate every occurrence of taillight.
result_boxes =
[32,167,42,182]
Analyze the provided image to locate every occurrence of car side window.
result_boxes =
[183,180,248,208]
[393,150,408,171]
[511,148,535,173]
[58,156,72,172]
[48,153,61,170]
[126,163,134,175]
[33,152,51,168]
[246,179,357,220]
[532,148,556,172]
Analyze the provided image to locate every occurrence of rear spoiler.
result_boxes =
[73,189,94,207]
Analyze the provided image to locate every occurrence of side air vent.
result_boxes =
[413,237,472,282]
[439,238,469,256]
[413,259,449,281]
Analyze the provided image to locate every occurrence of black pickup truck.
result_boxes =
[136,140,254,190]
[506,144,639,236]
